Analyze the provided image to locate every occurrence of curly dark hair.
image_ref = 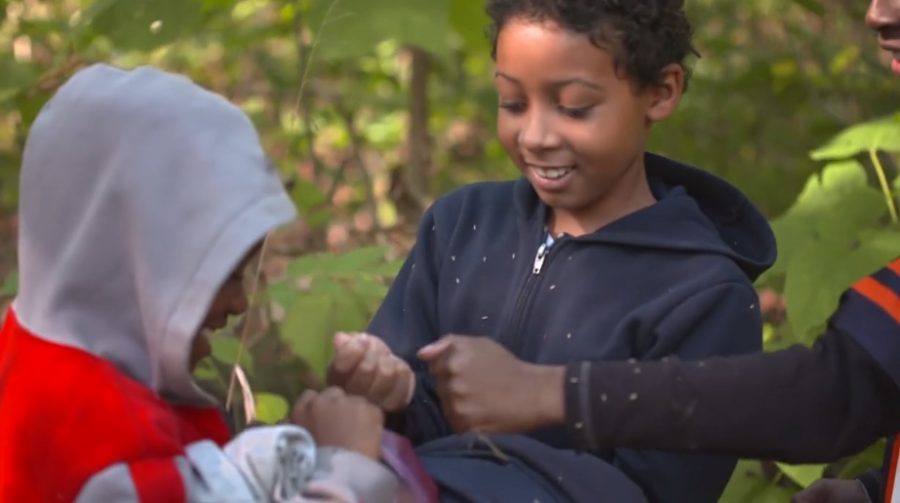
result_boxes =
[486,0,698,91]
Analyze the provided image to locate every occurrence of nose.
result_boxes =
[518,108,562,153]
[867,0,900,32]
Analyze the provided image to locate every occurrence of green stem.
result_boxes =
[869,148,899,224]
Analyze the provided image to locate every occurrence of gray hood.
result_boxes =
[14,64,296,404]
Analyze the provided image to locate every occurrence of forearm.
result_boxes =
[565,328,900,462]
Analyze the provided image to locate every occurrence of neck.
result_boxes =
[549,157,655,237]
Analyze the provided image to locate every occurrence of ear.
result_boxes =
[645,63,685,123]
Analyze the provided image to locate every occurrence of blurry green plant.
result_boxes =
[722,112,900,500]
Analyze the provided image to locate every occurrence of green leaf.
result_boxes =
[1,271,17,297]
[331,295,371,333]
[267,281,299,311]
[719,460,797,503]
[836,439,886,479]
[79,0,204,51]
[209,336,254,373]
[784,230,900,343]
[192,358,220,381]
[292,178,327,211]
[366,258,404,277]
[768,160,885,277]
[308,0,450,60]
[775,463,826,488]
[811,113,900,160]
[281,293,334,379]
[254,392,289,424]
[0,0,7,24]
[286,246,389,277]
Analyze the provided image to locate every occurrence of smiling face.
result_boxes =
[494,18,683,235]
[867,0,900,75]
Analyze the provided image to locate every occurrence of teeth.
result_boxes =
[531,165,573,180]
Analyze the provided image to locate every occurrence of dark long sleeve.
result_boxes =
[368,208,454,444]
[565,326,900,463]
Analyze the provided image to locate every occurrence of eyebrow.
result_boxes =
[494,71,603,91]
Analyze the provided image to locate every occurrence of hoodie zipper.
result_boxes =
[501,237,562,354]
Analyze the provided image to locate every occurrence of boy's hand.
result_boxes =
[327,332,415,412]
[290,387,384,459]
[417,335,565,434]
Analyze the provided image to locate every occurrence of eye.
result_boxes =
[558,105,594,119]
[499,100,526,114]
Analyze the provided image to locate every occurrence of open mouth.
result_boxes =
[529,164,575,180]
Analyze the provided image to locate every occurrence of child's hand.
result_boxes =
[327,332,415,412]
[290,387,384,459]
[418,335,565,434]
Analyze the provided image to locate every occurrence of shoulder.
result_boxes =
[429,180,518,218]
[12,335,186,454]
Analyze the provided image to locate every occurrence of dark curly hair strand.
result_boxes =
[487,0,699,91]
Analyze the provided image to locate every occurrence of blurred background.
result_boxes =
[1,1,898,499]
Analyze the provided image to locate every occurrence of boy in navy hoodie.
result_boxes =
[329,1,776,501]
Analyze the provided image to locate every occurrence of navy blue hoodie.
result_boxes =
[369,153,776,502]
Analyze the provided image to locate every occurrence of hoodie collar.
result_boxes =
[514,153,776,281]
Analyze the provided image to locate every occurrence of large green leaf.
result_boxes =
[307,0,450,60]
[784,230,900,343]
[811,113,900,161]
[768,160,885,277]
[79,0,204,51]
[281,293,334,379]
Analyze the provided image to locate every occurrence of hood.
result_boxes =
[13,64,297,404]
[514,152,776,281]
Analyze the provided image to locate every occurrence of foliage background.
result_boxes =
[1,0,899,499]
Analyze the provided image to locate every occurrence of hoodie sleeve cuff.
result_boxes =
[564,361,601,451]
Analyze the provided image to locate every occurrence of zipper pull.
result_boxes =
[533,242,549,274]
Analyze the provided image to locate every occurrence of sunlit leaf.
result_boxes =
[719,460,797,503]
[811,113,900,160]
[775,463,826,488]
[254,392,289,424]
